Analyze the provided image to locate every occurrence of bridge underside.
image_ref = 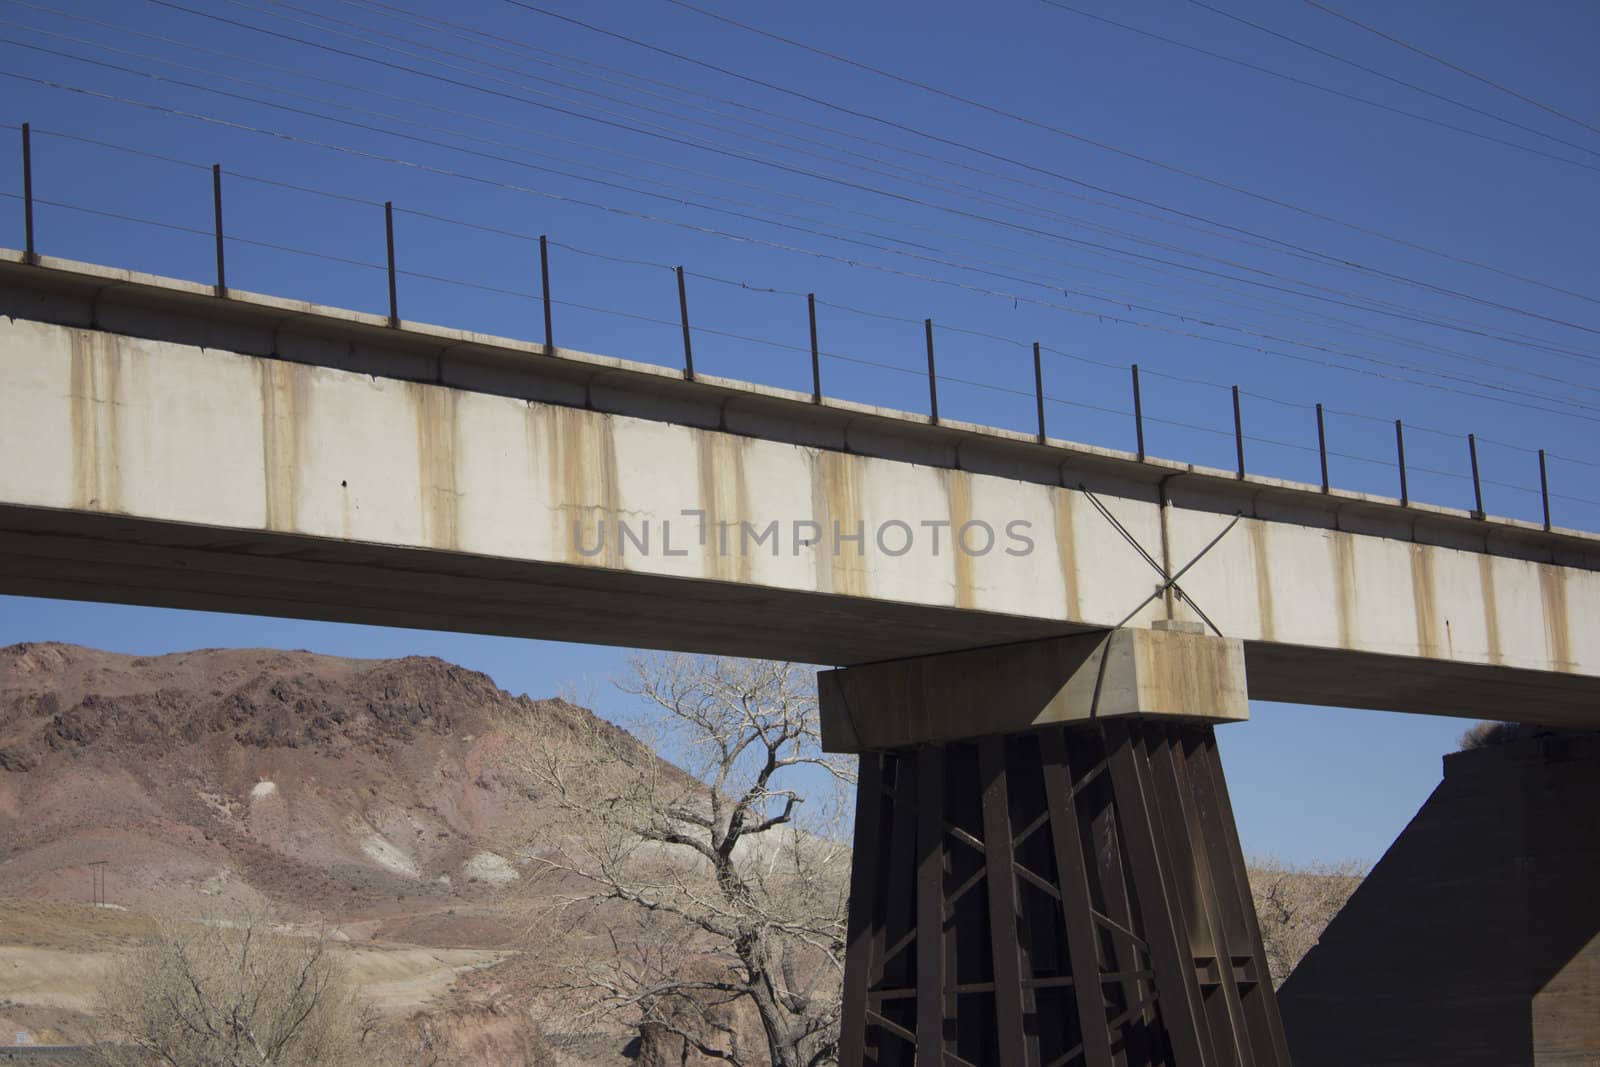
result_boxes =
[3,502,1597,727]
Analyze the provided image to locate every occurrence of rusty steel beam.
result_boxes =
[839,721,1287,1067]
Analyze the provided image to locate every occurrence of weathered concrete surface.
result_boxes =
[1,252,1598,723]
[1279,733,1600,1066]
[818,627,1248,751]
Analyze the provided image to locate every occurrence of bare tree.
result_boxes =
[91,909,367,1067]
[502,654,854,1067]
[1247,856,1365,986]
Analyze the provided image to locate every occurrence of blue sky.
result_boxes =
[2,0,1596,865]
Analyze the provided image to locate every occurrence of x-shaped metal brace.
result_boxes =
[1077,484,1242,636]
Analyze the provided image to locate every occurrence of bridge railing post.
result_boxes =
[540,234,553,353]
[212,164,227,297]
[1033,341,1046,442]
[384,201,398,328]
[1395,419,1409,506]
[21,122,35,265]
[808,292,821,404]
[1540,449,1552,530]
[676,266,694,380]
[1316,402,1329,492]
[1469,433,1484,518]
[1132,363,1145,461]
[1232,385,1245,479]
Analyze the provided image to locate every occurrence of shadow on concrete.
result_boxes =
[1278,732,1600,1066]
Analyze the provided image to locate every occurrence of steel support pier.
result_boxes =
[821,627,1290,1066]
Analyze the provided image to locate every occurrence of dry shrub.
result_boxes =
[1248,856,1365,986]
[90,909,367,1066]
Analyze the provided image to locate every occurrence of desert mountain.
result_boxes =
[0,641,652,922]
[0,641,665,1061]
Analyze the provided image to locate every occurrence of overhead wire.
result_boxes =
[350,0,1598,350]
[13,15,1600,415]
[40,0,1587,454]
[27,0,1586,376]
[315,0,1600,367]
[1304,0,1600,139]
[641,0,1600,310]
[13,47,1596,427]
[337,0,1600,359]
[98,0,1600,361]
[1186,0,1599,158]
[221,0,1600,369]
[1036,0,1600,169]
[11,70,1600,430]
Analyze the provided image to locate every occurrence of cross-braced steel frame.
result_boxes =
[839,720,1289,1067]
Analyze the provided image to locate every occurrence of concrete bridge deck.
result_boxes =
[1,250,1596,724]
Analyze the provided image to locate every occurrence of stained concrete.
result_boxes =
[817,628,1248,751]
[2,253,1598,723]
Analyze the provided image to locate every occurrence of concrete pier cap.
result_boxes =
[817,624,1248,753]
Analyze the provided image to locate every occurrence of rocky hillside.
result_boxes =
[0,641,663,1061]
[0,642,654,920]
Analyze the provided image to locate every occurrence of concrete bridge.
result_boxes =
[3,249,1597,1064]
[1,250,1595,725]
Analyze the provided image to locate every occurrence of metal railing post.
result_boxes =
[1316,403,1329,492]
[21,122,35,265]
[212,164,227,296]
[1033,342,1046,442]
[925,318,939,424]
[1468,433,1484,517]
[1131,363,1145,461]
[384,201,398,327]
[677,266,694,380]
[1540,449,1551,530]
[1395,420,1409,506]
[1232,385,1245,479]
[540,234,552,351]
[808,292,821,403]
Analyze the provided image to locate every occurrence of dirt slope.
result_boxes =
[0,641,652,923]
[0,641,661,1061]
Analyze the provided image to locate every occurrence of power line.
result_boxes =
[88,0,1599,365]
[181,1,1600,367]
[11,68,1600,428]
[15,8,1600,444]
[323,0,1600,367]
[341,0,1600,358]
[18,12,1600,404]
[1305,0,1600,139]
[348,0,1597,369]
[19,35,1600,416]
[128,0,1600,359]
[645,0,1600,310]
[1178,0,1600,162]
